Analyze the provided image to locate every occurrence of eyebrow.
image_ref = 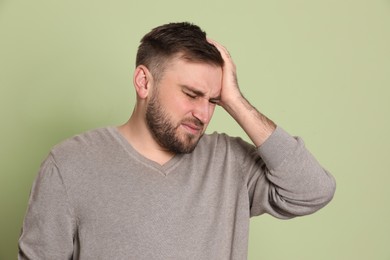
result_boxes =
[181,85,221,102]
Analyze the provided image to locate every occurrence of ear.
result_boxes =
[133,65,152,99]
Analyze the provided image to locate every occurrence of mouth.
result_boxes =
[181,121,203,135]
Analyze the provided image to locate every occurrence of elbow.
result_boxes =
[298,172,337,216]
[317,173,336,208]
[270,173,337,218]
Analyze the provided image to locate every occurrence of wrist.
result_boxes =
[222,95,250,118]
[222,95,276,146]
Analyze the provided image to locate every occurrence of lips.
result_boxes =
[181,120,204,135]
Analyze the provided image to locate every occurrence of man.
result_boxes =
[18,22,336,259]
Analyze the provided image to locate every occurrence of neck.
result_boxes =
[118,110,175,166]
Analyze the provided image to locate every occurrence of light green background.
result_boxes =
[1,0,389,259]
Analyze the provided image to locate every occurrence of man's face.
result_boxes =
[146,57,222,154]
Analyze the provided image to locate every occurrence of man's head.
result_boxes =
[136,22,224,83]
[134,22,224,154]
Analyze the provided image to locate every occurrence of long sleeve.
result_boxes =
[18,154,76,260]
[247,127,336,218]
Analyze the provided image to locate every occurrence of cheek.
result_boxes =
[174,98,192,112]
[164,96,193,118]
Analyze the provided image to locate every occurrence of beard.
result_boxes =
[145,92,204,154]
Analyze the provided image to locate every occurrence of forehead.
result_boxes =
[162,56,223,95]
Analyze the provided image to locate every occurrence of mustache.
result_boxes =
[180,118,204,128]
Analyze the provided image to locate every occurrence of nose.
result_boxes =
[192,98,213,124]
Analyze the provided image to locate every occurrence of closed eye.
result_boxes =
[181,86,220,104]
[184,92,197,99]
[209,99,220,105]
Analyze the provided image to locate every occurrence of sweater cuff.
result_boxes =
[257,126,298,170]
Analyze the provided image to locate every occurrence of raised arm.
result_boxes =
[208,39,276,147]
[209,39,336,218]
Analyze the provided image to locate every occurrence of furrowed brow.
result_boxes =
[181,85,206,97]
[181,85,220,102]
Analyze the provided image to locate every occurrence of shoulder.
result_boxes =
[191,132,264,182]
[49,127,119,166]
[52,127,114,151]
[197,131,257,157]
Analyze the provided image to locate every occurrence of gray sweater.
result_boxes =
[18,126,336,259]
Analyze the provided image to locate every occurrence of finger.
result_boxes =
[207,38,231,60]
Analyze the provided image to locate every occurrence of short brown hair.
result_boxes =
[136,22,224,83]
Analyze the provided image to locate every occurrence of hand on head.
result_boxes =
[207,38,242,108]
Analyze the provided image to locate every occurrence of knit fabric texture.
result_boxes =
[18,126,336,259]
